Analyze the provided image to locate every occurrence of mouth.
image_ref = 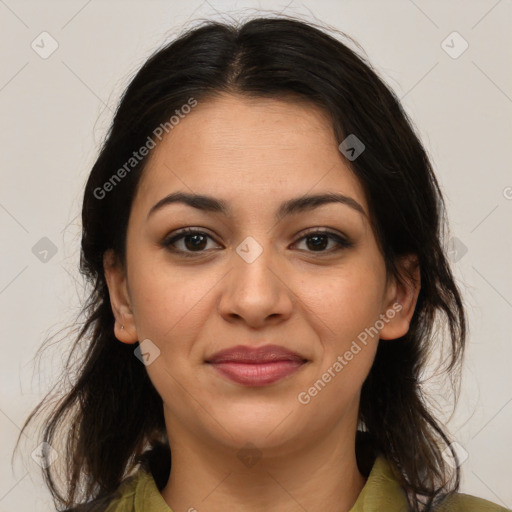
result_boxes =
[205,344,308,387]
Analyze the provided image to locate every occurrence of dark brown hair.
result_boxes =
[16,15,466,512]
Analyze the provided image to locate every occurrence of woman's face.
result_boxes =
[105,93,417,456]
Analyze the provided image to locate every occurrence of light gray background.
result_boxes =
[1,0,511,510]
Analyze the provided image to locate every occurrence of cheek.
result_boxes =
[297,275,383,417]
[301,265,386,342]
[296,260,386,404]
[126,255,210,341]
[127,256,232,373]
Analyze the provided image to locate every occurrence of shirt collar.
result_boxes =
[133,453,407,512]
[349,455,409,511]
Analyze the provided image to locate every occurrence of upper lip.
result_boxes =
[206,344,307,364]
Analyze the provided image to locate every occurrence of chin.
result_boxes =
[212,406,304,449]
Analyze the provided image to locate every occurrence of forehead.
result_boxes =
[135,93,368,216]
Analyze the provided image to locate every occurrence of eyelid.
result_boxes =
[296,226,351,242]
[293,228,353,251]
[161,227,353,256]
[161,227,218,254]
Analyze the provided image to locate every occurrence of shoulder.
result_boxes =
[434,492,511,512]
[59,473,141,512]
[62,467,171,512]
[102,471,145,512]
[361,454,510,512]
[103,467,172,512]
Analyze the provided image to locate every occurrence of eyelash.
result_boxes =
[161,228,353,258]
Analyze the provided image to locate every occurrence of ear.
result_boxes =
[103,249,138,344]
[379,254,420,341]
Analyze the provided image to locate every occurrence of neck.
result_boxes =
[161,415,367,512]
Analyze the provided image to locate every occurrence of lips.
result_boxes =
[206,345,308,386]
[206,344,306,364]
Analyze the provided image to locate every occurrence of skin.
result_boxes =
[104,93,420,512]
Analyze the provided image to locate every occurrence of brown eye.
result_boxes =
[182,233,208,251]
[162,228,353,258]
[294,230,353,254]
[162,228,220,257]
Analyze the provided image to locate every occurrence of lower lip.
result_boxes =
[208,360,305,386]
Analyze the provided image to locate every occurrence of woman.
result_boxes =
[17,15,509,512]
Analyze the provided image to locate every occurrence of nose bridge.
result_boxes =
[218,233,293,325]
[233,233,280,297]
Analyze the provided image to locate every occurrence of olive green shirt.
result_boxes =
[104,455,510,512]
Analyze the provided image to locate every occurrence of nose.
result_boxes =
[217,238,294,328]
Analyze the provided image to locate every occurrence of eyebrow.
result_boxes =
[147,191,366,221]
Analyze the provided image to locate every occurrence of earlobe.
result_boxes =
[379,254,421,341]
[103,249,138,344]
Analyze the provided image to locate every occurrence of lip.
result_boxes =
[206,344,306,364]
[206,344,308,386]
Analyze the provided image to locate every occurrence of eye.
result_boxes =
[162,228,220,257]
[161,227,353,258]
[293,229,353,254]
